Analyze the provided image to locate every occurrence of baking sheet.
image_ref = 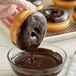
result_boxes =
[43,0,76,42]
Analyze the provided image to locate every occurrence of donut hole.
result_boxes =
[31,26,40,40]
[31,32,38,40]
[31,32,36,37]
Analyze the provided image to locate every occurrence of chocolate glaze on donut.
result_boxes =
[17,12,47,52]
[26,0,42,6]
[39,9,69,23]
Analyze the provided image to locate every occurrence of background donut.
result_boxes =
[16,12,47,51]
[72,7,76,21]
[53,0,76,8]
[26,0,43,10]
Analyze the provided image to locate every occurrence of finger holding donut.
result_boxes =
[0,0,36,28]
[10,11,47,51]
[0,4,23,29]
[0,0,47,52]
[0,6,47,51]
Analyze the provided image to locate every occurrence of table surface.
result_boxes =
[0,22,76,76]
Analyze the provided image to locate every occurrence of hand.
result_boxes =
[0,0,36,11]
[0,0,36,28]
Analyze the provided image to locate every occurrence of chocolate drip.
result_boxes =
[39,9,69,23]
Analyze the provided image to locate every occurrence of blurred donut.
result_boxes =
[10,10,47,51]
[26,0,43,10]
[72,7,76,21]
[39,8,70,31]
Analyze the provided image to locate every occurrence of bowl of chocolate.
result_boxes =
[7,43,67,76]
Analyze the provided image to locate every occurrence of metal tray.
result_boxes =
[43,1,76,42]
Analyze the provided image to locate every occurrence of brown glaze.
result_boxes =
[10,48,63,76]
[16,12,47,52]
[39,9,69,23]
[26,0,42,6]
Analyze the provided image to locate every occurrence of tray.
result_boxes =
[43,0,76,42]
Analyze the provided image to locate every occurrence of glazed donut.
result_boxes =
[53,0,76,8]
[72,7,76,21]
[39,8,70,31]
[26,0,43,10]
[10,10,47,51]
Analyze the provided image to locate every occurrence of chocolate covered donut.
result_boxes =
[39,8,70,31]
[10,11,47,51]
[39,9,69,23]
[26,0,43,10]
[53,0,76,8]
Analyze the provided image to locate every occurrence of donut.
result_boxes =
[72,7,76,21]
[26,0,43,10]
[53,0,76,8]
[39,8,70,31]
[10,10,47,51]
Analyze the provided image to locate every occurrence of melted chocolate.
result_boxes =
[17,12,47,51]
[13,48,62,70]
[10,48,63,76]
[39,9,69,23]
[26,0,42,6]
